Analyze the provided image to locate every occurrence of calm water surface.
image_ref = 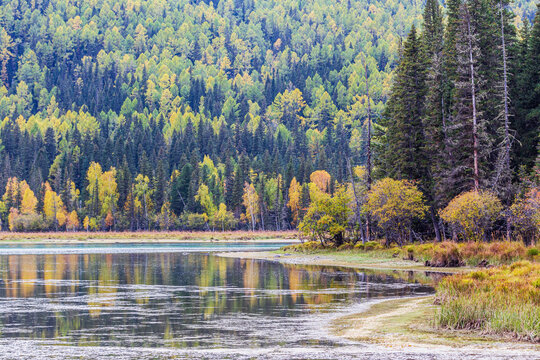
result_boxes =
[0,243,523,359]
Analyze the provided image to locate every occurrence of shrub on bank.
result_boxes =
[403,241,537,267]
[436,261,540,341]
[440,191,503,242]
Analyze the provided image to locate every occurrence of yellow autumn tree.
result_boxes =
[20,187,38,215]
[242,182,259,231]
[440,191,503,242]
[195,183,216,217]
[364,178,427,246]
[42,182,68,230]
[310,170,331,193]
[99,167,118,217]
[83,216,90,231]
[288,177,301,225]
[67,210,79,231]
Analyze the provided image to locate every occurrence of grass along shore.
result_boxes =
[222,239,540,346]
[0,230,298,243]
[436,261,540,342]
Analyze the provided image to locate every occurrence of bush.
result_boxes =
[364,178,427,246]
[402,241,536,267]
[510,187,540,244]
[184,213,209,230]
[440,191,503,241]
[298,186,352,246]
[527,248,539,258]
[9,213,46,232]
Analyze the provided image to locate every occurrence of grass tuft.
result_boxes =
[435,261,540,342]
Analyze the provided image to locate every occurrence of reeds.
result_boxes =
[404,241,539,267]
[436,261,540,341]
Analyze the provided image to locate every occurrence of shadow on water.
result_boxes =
[0,245,464,359]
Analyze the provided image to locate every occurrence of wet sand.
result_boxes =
[222,250,540,358]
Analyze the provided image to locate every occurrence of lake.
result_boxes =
[0,242,448,359]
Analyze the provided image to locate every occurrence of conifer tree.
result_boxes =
[378,25,429,186]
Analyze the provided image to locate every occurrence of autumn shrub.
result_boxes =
[510,187,540,244]
[183,213,209,230]
[436,261,540,341]
[403,241,536,267]
[282,241,325,252]
[440,191,503,242]
[364,178,427,246]
[8,213,46,232]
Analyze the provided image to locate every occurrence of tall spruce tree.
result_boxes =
[445,1,487,194]
[422,0,445,240]
[378,25,429,185]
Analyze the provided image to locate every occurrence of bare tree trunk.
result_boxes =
[363,58,372,242]
[465,9,480,192]
[430,207,442,242]
[500,0,511,241]
[347,158,364,244]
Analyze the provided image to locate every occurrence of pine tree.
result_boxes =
[422,0,445,240]
[378,25,429,185]
[446,2,486,194]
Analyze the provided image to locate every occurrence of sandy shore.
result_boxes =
[217,250,466,273]
[332,296,540,354]
[220,250,540,355]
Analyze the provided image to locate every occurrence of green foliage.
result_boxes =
[299,186,352,245]
[0,0,537,237]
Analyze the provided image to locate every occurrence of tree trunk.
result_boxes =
[500,0,511,241]
[430,207,441,242]
[465,9,480,192]
[364,59,372,243]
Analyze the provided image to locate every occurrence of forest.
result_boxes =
[0,0,538,241]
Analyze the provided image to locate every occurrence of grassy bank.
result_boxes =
[0,230,298,243]
[282,240,539,267]
[436,261,540,342]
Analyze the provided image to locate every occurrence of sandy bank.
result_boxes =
[331,296,540,354]
[217,250,465,273]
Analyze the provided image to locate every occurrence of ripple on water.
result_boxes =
[3,250,521,359]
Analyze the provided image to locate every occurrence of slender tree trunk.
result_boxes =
[364,59,372,242]
[347,158,364,244]
[465,10,480,192]
[500,0,511,241]
[430,207,441,242]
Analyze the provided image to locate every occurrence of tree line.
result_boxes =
[0,0,538,240]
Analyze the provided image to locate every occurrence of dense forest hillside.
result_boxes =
[0,0,538,234]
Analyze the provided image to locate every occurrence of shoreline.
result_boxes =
[217,250,467,274]
[0,231,299,245]
[221,250,540,353]
[331,296,540,353]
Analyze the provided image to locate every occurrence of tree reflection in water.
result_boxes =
[0,253,435,348]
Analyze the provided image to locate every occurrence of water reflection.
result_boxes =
[0,253,434,348]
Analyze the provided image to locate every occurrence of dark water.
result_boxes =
[0,244,528,359]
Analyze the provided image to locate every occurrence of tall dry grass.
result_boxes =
[404,241,539,267]
[436,261,540,341]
